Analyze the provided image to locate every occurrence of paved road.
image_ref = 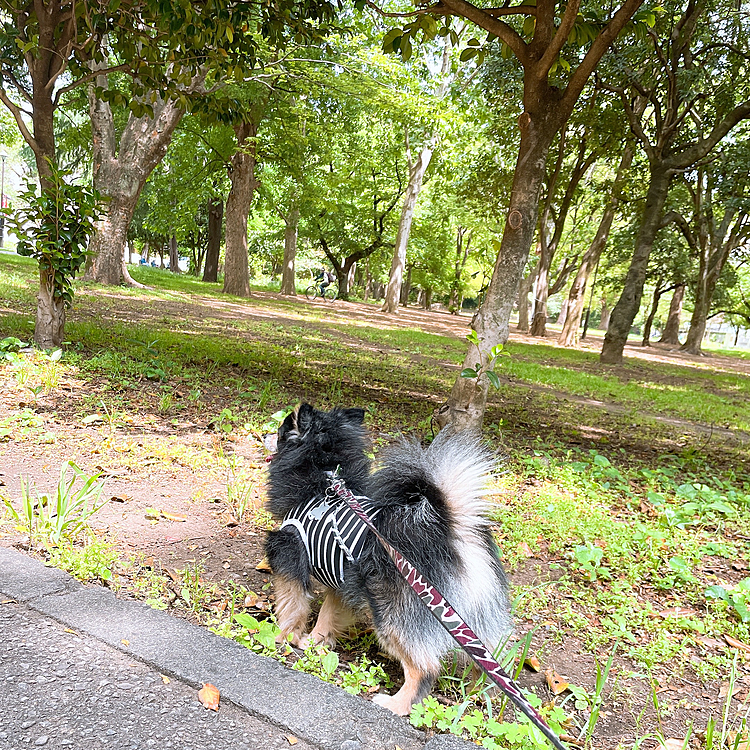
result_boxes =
[0,602,316,750]
[0,547,469,750]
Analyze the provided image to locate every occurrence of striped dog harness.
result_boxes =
[279,493,381,590]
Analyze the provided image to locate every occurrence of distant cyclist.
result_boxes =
[315,268,335,296]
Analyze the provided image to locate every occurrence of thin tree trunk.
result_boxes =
[169,234,180,273]
[381,141,434,313]
[516,262,538,332]
[659,283,685,344]
[641,280,665,346]
[401,265,412,307]
[601,166,672,364]
[600,300,611,330]
[203,197,223,283]
[558,145,633,347]
[223,121,257,298]
[279,202,299,296]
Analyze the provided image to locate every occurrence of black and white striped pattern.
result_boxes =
[280,494,381,590]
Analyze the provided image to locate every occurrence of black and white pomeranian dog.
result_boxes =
[264,403,512,716]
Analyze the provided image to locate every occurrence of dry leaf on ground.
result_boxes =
[724,634,750,652]
[545,669,569,695]
[198,683,220,711]
[525,655,541,672]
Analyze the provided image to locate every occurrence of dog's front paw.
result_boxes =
[276,631,303,647]
[372,692,411,716]
[304,630,336,649]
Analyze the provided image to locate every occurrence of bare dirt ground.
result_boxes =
[2,288,749,749]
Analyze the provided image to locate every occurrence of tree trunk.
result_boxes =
[529,246,553,336]
[279,202,299,296]
[659,283,685,344]
[599,300,611,330]
[223,121,257,298]
[516,263,538,332]
[681,213,746,355]
[558,144,633,347]
[641,281,665,346]
[381,142,434,313]
[557,297,569,328]
[440,112,555,431]
[34,266,66,348]
[401,265,412,307]
[203,197,223,283]
[601,165,672,364]
[169,234,180,273]
[86,74,195,285]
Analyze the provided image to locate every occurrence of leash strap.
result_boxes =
[326,475,567,750]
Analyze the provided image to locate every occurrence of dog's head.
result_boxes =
[272,403,367,473]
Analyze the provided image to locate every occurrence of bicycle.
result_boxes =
[305,283,338,302]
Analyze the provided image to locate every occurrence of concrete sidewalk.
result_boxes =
[0,547,471,750]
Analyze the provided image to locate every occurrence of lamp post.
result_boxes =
[0,153,6,249]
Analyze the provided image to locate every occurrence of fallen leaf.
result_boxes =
[121,639,130,647]
[660,739,687,750]
[145,508,161,520]
[160,511,187,522]
[198,683,220,711]
[81,414,104,425]
[1,598,16,605]
[657,607,698,618]
[160,674,170,684]
[244,594,259,608]
[545,669,569,695]
[724,634,750,652]
[516,541,533,559]
[286,737,298,746]
[63,628,78,635]
[256,557,272,572]
[719,683,745,699]
[166,569,181,583]
[110,495,132,503]
[525,655,541,672]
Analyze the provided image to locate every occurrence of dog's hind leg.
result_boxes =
[305,589,356,648]
[272,575,311,646]
[372,648,439,716]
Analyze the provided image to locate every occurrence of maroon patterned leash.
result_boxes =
[326,475,567,750]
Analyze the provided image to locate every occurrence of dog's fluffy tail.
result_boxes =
[374,431,495,525]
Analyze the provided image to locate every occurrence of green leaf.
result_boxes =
[460,368,478,379]
[486,370,501,390]
[459,48,477,62]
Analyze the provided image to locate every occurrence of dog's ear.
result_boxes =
[342,408,365,425]
[297,403,315,432]
[278,411,298,441]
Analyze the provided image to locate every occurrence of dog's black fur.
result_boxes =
[265,403,512,715]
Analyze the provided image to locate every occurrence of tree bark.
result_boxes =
[169,234,180,273]
[35,266,66,348]
[203,197,223,283]
[381,141,434,313]
[601,166,671,363]
[223,121,258,298]
[659,283,685,344]
[516,262,538,332]
[279,202,299,295]
[641,280,666,346]
[86,72,199,285]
